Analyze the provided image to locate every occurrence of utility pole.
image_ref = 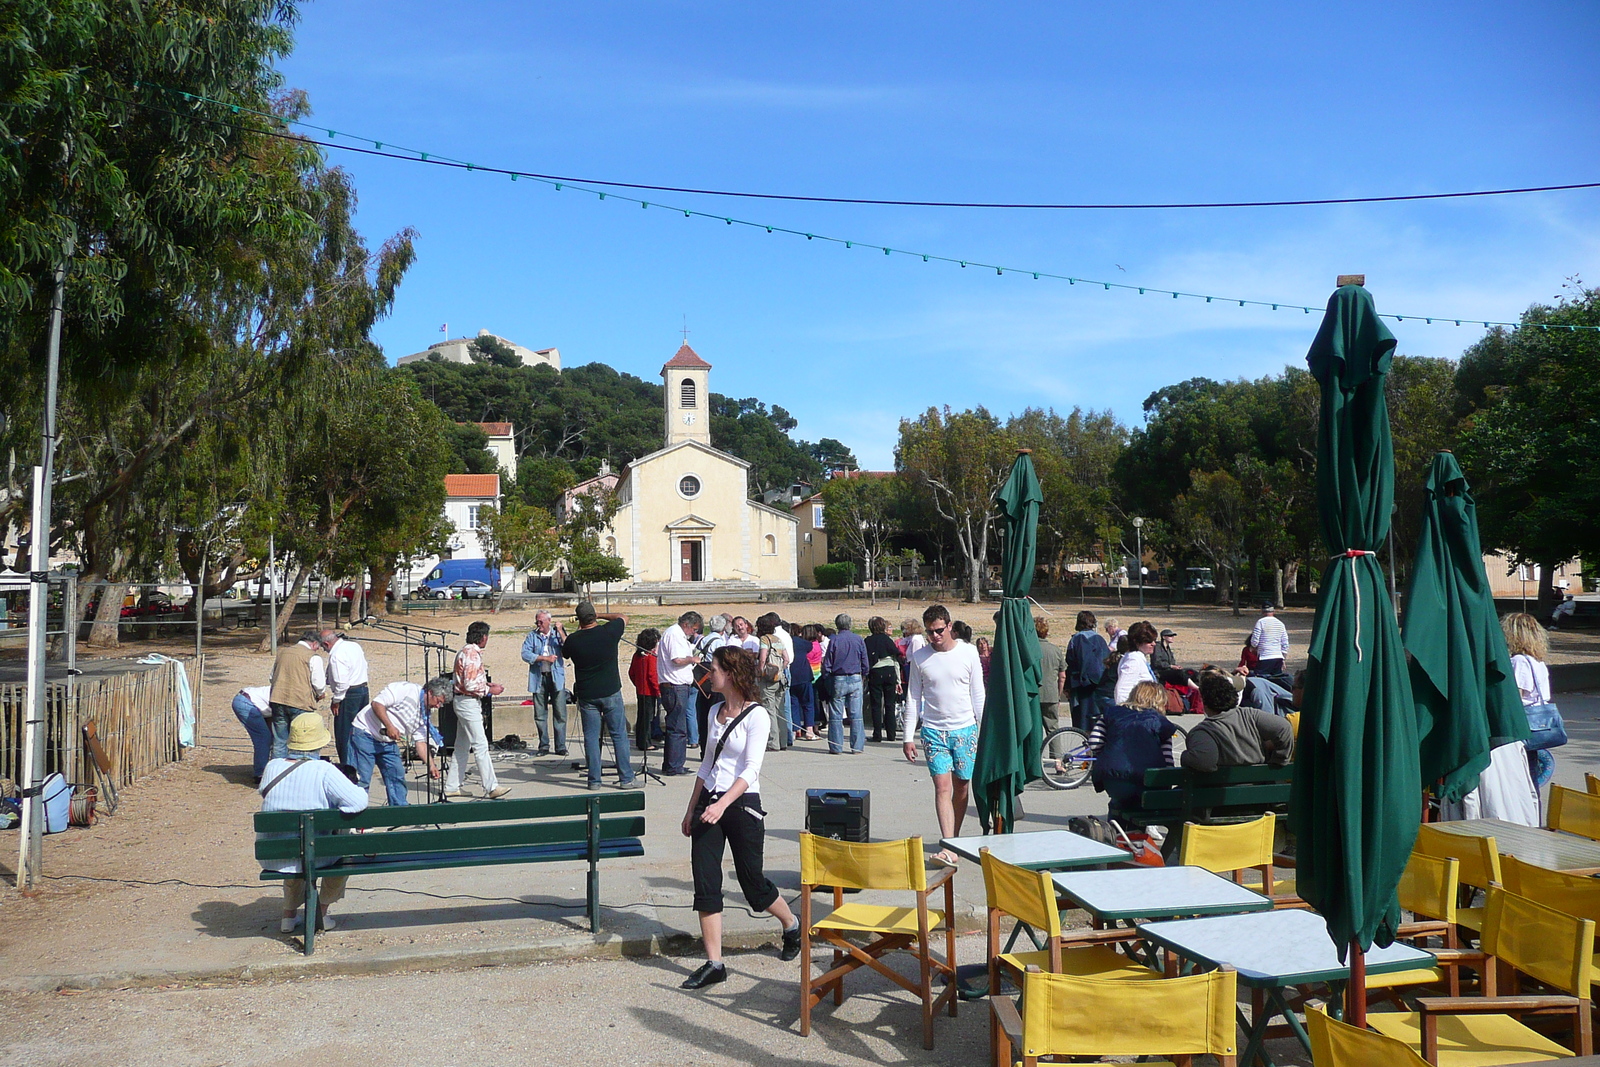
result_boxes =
[18,237,71,891]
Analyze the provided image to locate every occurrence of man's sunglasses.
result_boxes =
[927,625,949,636]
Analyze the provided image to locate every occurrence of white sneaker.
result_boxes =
[319,913,337,931]
[443,790,467,799]
[487,786,512,799]
[280,916,298,933]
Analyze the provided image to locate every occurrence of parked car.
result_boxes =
[335,585,375,602]
[439,579,494,600]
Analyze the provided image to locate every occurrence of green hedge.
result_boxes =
[813,562,858,589]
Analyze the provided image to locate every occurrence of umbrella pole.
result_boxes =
[1346,941,1367,1026]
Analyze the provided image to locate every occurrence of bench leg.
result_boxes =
[588,863,599,933]
[305,876,319,956]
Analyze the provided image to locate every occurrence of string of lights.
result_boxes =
[131,82,1600,333]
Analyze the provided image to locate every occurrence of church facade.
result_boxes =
[603,345,798,589]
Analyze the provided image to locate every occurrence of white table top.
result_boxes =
[942,830,1130,870]
[1138,908,1434,988]
[1053,865,1273,921]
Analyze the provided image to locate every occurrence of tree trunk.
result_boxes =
[88,581,129,648]
[1536,559,1559,621]
[259,563,312,651]
[1231,562,1241,617]
[1274,563,1285,609]
[1285,560,1301,594]
[370,564,395,615]
[1250,557,1261,604]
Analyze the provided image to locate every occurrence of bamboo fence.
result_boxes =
[0,656,201,789]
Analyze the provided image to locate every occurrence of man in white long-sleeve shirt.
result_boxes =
[1248,603,1290,677]
[903,603,985,867]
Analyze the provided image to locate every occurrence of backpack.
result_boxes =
[760,637,789,683]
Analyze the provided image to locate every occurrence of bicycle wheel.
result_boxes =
[1039,727,1093,790]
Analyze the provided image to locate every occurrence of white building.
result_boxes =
[473,422,518,478]
[397,329,560,370]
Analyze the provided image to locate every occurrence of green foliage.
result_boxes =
[469,334,522,368]
[811,437,859,474]
[515,455,577,509]
[444,422,497,475]
[0,0,306,387]
[896,406,1015,602]
[709,396,823,495]
[821,474,900,582]
[813,562,857,589]
[1456,284,1600,601]
[478,500,559,576]
[570,550,629,592]
[1006,407,1127,578]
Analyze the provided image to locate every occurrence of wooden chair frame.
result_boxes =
[799,838,957,1050]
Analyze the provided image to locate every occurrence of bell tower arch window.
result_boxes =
[680,378,697,408]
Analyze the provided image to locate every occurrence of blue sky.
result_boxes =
[278,2,1600,468]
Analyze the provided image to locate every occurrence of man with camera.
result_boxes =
[520,610,568,756]
[658,610,704,776]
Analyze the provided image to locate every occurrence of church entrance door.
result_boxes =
[679,539,704,582]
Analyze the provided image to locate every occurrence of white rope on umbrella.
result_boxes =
[1330,549,1379,660]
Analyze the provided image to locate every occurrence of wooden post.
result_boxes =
[1346,941,1367,1026]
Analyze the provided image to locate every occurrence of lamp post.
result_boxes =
[1132,517,1145,610]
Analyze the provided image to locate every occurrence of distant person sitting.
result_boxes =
[1150,628,1179,673]
[1182,672,1294,773]
[1087,681,1178,815]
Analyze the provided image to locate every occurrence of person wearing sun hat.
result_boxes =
[257,713,369,935]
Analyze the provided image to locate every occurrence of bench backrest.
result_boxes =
[1137,763,1293,814]
[254,793,645,866]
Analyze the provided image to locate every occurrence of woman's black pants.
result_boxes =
[690,792,779,915]
[867,666,899,741]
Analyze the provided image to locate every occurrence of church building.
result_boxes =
[602,344,798,590]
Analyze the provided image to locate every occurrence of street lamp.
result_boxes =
[1132,517,1145,609]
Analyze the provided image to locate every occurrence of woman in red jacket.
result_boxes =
[631,628,662,751]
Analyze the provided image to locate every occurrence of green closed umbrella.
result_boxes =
[1403,451,1529,802]
[1289,284,1421,983]
[973,450,1044,833]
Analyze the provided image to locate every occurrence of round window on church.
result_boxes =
[678,474,702,499]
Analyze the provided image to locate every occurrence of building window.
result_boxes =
[678,474,702,499]
[680,378,696,407]
[467,505,481,530]
[763,533,777,556]
[812,503,824,528]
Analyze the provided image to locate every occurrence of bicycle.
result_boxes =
[1038,720,1189,790]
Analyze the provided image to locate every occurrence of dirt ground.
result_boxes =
[2,596,1596,970]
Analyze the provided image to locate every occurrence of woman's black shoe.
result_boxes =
[681,961,727,989]
[780,924,803,962]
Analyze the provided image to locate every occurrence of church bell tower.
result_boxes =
[661,343,712,447]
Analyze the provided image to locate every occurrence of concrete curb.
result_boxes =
[0,903,987,994]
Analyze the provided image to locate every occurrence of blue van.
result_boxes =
[419,559,502,598]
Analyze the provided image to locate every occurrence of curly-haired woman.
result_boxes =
[679,645,801,989]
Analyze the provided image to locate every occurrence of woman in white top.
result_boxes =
[1112,621,1159,705]
[1445,612,1544,825]
[1506,612,1557,790]
[679,645,801,990]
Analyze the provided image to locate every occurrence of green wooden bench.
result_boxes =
[1117,764,1294,854]
[254,792,646,955]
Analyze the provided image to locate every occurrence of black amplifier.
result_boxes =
[805,788,870,843]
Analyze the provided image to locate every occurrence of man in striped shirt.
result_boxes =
[349,677,448,806]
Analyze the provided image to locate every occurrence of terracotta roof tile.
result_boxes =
[662,343,712,370]
[475,422,513,437]
[444,474,500,498]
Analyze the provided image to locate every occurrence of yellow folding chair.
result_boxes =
[1308,1006,1430,1067]
[1584,772,1599,796]
[1178,813,1300,906]
[1503,854,1600,985]
[799,833,956,1050]
[1367,852,1464,1002]
[1368,888,1594,1065]
[979,847,1157,999]
[1414,823,1502,934]
[1549,785,1600,842]
[992,966,1238,1067]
